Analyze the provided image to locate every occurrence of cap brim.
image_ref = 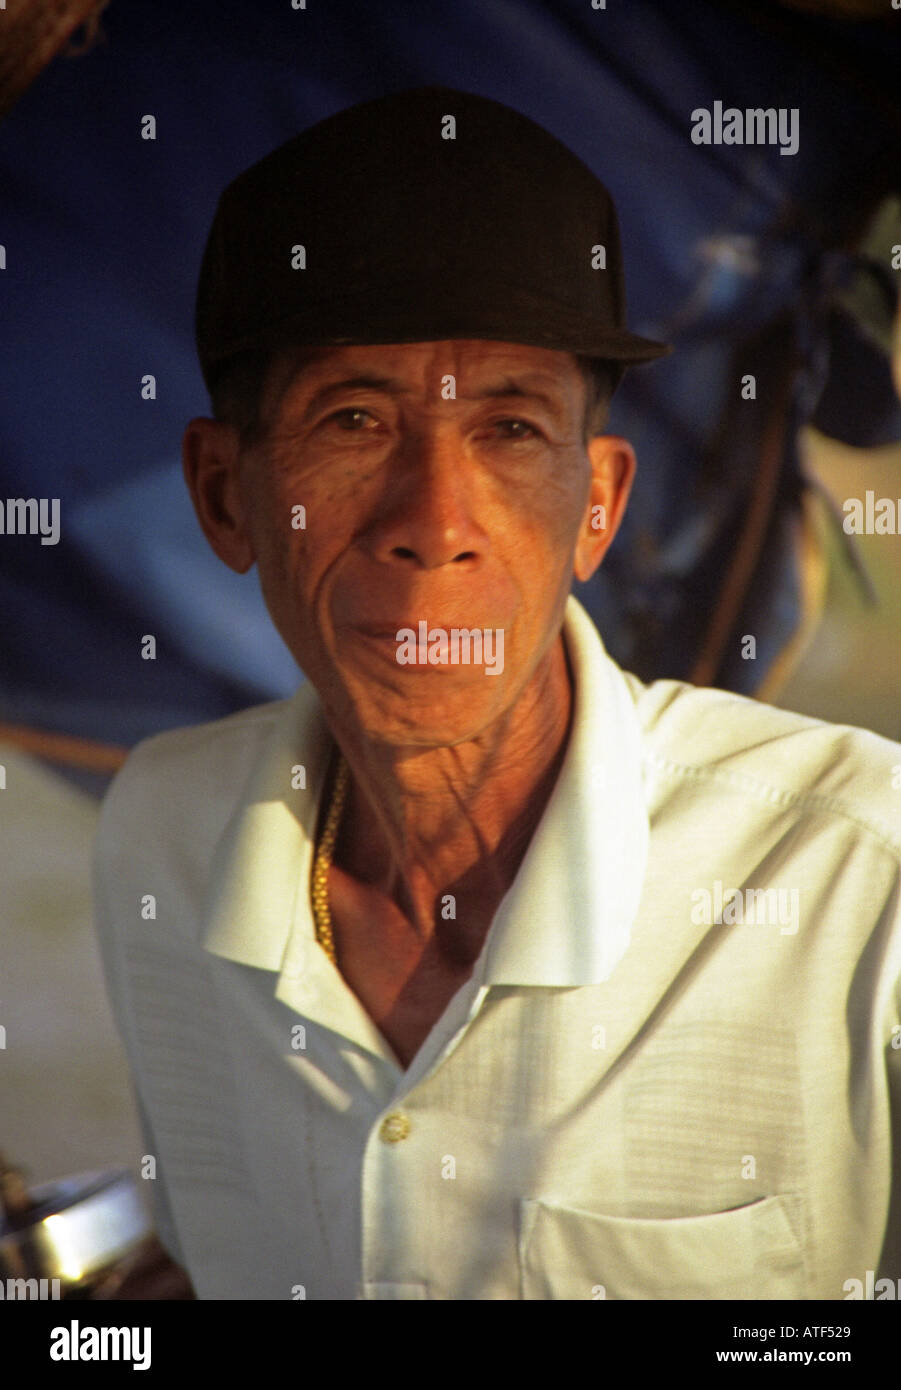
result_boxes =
[201,276,672,385]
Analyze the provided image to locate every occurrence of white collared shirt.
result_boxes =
[93,595,901,1299]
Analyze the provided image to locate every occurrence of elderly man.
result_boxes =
[94,86,901,1301]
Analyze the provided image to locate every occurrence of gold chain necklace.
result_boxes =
[310,751,349,966]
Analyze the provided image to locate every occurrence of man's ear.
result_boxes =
[573,435,636,583]
[182,417,256,574]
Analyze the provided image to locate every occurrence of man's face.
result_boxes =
[190,339,631,750]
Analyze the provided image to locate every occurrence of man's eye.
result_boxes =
[493,419,541,441]
[325,408,379,430]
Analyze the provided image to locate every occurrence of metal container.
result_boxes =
[0,1161,151,1297]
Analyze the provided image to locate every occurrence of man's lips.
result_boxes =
[340,619,508,677]
[353,625,407,638]
[351,621,490,637]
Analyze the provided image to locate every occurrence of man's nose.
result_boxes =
[362,429,488,571]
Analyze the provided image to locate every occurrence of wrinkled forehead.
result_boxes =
[261,338,587,414]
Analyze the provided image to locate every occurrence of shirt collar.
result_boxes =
[199,683,331,971]
[477,594,649,986]
[201,594,649,987]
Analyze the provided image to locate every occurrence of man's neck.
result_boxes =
[329,632,574,950]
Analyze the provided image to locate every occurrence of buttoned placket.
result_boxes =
[356,974,493,1300]
[274,888,495,1300]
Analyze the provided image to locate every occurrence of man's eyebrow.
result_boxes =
[294,375,411,421]
[465,376,569,415]
[286,370,571,423]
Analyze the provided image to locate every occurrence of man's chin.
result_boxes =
[338,677,509,751]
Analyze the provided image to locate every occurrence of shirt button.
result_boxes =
[379,1111,411,1143]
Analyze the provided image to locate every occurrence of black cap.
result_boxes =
[195,85,671,394]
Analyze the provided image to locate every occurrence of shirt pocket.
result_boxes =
[518,1194,805,1300]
